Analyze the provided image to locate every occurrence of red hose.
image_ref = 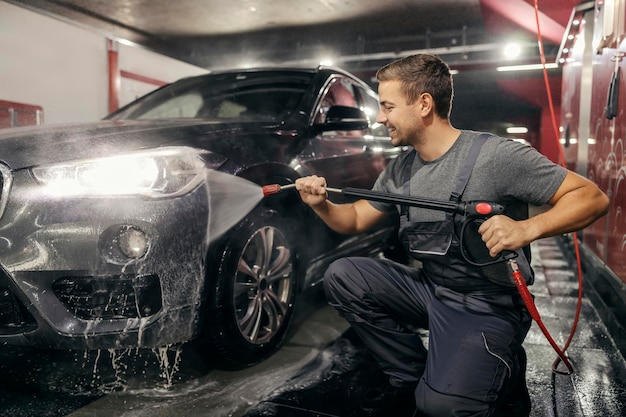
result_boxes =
[509,260,574,375]
[532,0,583,375]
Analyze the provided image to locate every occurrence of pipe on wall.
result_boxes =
[108,39,120,113]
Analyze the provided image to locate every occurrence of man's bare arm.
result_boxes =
[295,176,389,235]
[479,171,609,257]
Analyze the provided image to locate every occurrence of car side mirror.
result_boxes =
[315,105,369,131]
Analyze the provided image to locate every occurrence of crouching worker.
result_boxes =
[294,54,609,417]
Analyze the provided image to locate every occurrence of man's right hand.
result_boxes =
[295,175,329,207]
[294,175,389,235]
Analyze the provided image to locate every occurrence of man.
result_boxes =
[295,54,609,417]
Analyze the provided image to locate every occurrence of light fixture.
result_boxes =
[503,43,521,59]
[496,63,559,72]
[507,126,528,134]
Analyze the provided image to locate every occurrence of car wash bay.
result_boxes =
[1,1,625,415]
[0,236,624,417]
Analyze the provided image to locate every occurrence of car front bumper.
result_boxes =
[0,169,212,349]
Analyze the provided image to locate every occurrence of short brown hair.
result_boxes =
[376,54,454,119]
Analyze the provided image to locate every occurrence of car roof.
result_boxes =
[176,65,365,85]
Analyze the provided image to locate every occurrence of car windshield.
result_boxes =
[107,71,314,122]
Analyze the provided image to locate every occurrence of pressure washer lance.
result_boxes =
[262,183,575,375]
[263,183,506,219]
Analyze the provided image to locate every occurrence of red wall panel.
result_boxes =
[0,100,43,129]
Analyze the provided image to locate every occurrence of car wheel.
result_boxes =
[202,207,300,369]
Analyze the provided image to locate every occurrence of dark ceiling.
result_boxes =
[7,0,583,134]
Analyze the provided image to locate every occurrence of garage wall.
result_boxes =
[0,1,208,125]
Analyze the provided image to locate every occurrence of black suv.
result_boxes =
[0,67,402,369]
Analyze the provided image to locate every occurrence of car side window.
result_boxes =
[357,87,389,138]
[315,78,358,124]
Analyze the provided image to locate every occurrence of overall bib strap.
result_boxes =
[449,133,490,205]
[400,150,416,219]
[401,134,490,222]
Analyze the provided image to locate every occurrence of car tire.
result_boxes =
[201,206,301,370]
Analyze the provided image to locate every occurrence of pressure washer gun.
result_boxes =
[262,183,575,375]
[263,183,517,266]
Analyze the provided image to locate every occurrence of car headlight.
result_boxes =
[31,147,225,198]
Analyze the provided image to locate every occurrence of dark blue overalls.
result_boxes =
[323,135,532,416]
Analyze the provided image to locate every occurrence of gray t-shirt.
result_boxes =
[370,130,567,223]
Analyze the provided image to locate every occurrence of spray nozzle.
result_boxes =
[262,183,344,197]
[262,183,297,196]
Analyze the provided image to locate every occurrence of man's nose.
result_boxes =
[375,110,386,124]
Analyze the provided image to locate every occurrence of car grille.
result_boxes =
[0,163,12,221]
[52,274,162,320]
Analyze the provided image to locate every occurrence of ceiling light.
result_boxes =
[503,43,521,59]
[496,63,558,72]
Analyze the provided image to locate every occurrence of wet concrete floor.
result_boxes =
[1,236,625,416]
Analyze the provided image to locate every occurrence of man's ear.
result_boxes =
[419,93,435,116]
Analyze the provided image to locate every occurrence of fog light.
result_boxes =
[118,227,149,259]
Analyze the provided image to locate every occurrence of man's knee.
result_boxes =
[323,257,366,305]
